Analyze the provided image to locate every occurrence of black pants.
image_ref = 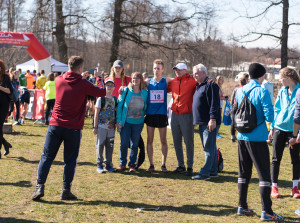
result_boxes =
[45,99,55,122]
[271,128,300,183]
[231,106,237,136]
[8,99,20,121]
[238,140,273,214]
[0,95,10,151]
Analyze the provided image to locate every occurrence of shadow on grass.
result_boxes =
[37,199,236,216]
[10,156,94,167]
[0,218,41,223]
[10,131,43,137]
[0,180,32,188]
[282,216,300,222]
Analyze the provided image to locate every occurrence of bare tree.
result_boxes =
[106,0,215,66]
[235,0,300,68]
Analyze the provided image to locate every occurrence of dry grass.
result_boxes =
[0,118,299,222]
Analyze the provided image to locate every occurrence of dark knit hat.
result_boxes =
[248,63,266,79]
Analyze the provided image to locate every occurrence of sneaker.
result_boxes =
[116,165,126,172]
[97,165,106,174]
[32,184,45,200]
[61,188,78,200]
[231,135,236,142]
[237,207,254,216]
[171,166,186,174]
[260,211,283,222]
[271,186,280,198]
[146,165,155,173]
[192,174,210,180]
[129,164,136,172]
[296,209,300,216]
[291,186,300,198]
[21,119,24,124]
[161,165,168,173]
[185,168,193,176]
[13,121,21,126]
[105,166,115,172]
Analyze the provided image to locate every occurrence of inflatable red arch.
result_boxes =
[0,31,51,74]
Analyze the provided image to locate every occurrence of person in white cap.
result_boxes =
[167,62,197,176]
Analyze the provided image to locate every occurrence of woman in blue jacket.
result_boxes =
[116,72,147,172]
[268,67,300,199]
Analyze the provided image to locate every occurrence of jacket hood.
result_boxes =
[62,71,82,85]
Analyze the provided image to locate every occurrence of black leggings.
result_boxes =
[8,99,20,121]
[0,95,10,151]
[238,140,273,214]
[271,128,300,183]
[45,99,55,122]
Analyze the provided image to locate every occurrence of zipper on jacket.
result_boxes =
[177,78,182,113]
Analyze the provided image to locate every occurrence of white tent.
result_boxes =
[16,57,68,73]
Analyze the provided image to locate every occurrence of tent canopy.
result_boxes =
[16,58,68,73]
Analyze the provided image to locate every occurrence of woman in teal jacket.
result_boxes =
[116,72,147,172]
[268,67,300,199]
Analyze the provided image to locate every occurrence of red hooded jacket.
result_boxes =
[50,71,106,129]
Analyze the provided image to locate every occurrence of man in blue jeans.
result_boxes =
[32,56,106,201]
[192,63,221,180]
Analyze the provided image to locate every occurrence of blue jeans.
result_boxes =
[120,122,144,166]
[37,126,81,189]
[198,124,220,176]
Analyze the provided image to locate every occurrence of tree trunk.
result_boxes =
[54,0,68,63]
[281,0,289,68]
[109,0,125,67]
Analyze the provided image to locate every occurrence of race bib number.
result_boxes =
[150,90,164,103]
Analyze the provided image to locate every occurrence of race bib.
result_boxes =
[150,90,164,103]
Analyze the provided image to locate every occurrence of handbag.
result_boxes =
[222,99,232,125]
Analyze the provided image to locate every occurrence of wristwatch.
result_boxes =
[292,135,297,138]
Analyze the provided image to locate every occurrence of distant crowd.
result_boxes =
[0,56,299,221]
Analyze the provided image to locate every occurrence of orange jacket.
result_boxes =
[26,74,35,89]
[167,74,197,114]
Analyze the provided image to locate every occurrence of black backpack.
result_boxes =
[234,86,262,133]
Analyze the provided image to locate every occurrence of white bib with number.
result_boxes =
[150,90,164,103]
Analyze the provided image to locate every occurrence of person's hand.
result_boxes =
[116,122,122,131]
[208,119,216,132]
[118,86,124,95]
[268,129,273,142]
[94,66,102,77]
[93,128,98,135]
[82,71,89,79]
[208,78,215,84]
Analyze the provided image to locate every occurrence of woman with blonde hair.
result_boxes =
[116,72,148,172]
[105,60,131,98]
[268,67,300,199]
[216,75,228,113]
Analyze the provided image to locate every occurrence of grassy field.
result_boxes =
[0,118,299,223]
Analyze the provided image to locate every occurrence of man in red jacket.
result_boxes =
[32,56,106,201]
[167,63,197,176]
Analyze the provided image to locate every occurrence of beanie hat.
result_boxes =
[248,63,266,79]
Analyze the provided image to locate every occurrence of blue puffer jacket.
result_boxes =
[236,80,274,141]
[116,87,148,127]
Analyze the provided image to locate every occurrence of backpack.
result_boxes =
[217,148,223,172]
[234,86,262,133]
